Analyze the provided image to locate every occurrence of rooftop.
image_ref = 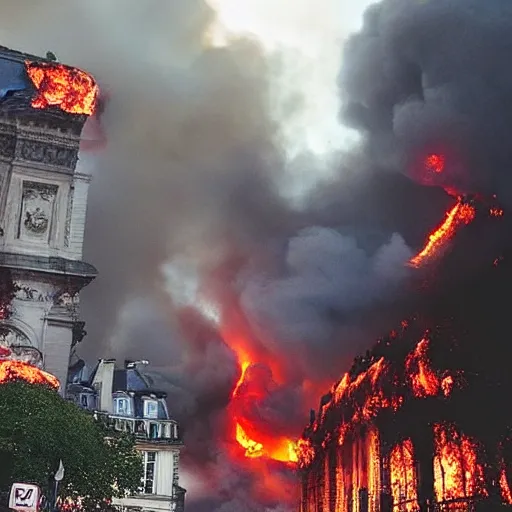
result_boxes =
[0,45,98,119]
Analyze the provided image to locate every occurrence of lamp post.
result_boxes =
[52,461,64,512]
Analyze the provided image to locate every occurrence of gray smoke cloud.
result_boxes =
[341,0,512,203]
[239,228,411,378]
[0,0,438,510]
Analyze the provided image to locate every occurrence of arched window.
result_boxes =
[0,324,42,367]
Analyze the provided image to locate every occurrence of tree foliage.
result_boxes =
[0,381,143,511]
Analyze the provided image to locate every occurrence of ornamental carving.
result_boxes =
[19,181,58,242]
[54,291,79,308]
[0,325,42,367]
[17,139,77,169]
[24,208,48,234]
[0,133,15,159]
[14,283,55,302]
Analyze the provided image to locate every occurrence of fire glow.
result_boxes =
[300,330,461,454]
[230,354,298,464]
[409,197,476,268]
[0,358,59,389]
[25,61,98,116]
[297,322,500,510]
[425,153,445,174]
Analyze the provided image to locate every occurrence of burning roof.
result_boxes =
[298,201,512,509]
[0,46,98,117]
[25,61,98,116]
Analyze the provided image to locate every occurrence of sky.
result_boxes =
[205,0,376,196]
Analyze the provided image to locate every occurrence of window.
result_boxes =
[142,452,157,494]
[143,399,158,419]
[114,397,131,416]
[80,394,89,408]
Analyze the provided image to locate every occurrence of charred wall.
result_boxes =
[298,213,512,511]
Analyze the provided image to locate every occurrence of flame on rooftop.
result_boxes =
[25,60,98,116]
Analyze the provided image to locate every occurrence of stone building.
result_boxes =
[0,45,97,388]
[67,359,186,512]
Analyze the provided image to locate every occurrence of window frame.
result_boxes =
[114,396,131,416]
[143,398,158,419]
[142,451,157,494]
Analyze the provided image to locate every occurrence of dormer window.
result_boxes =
[114,397,132,416]
[143,399,158,419]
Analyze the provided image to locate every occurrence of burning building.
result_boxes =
[297,197,512,511]
[0,45,97,387]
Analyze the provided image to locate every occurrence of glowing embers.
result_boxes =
[25,60,98,115]
[490,207,504,217]
[0,359,59,389]
[405,337,456,398]
[389,439,419,511]
[409,198,476,268]
[425,153,446,174]
[297,438,315,469]
[433,423,487,505]
[500,468,512,505]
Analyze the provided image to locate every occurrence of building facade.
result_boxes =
[67,359,186,512]
[0,45,97,388]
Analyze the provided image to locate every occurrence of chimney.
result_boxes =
[91,359,116,413]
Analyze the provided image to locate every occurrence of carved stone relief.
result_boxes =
[18,181,58,243]
[0,133,15,159]
[14,283,55,303]
[17,139,77,169]
[54,291,80,308]
[0,325,42,367]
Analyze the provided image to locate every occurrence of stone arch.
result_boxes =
[0,322,43,367]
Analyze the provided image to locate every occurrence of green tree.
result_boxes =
[0,381,143,511]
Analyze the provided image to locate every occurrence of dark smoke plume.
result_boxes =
[341,0,512,203]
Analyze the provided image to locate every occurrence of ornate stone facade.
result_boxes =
[0,324,42,367]
[0,45,97,389]
[16,139,78,170]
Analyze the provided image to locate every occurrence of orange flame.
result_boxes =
[235,422,264,458]
[0,359,59,389]
[390,438,419,511]
[433,423,487,503]
[298,331,460,469]
[500,468,512,505]
[409,198,475,268]
[405,337,441,397]
[25,61,98,116]
[297,438,315,469]
[228,339,298,464]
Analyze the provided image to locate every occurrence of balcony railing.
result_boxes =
[96,413,183,445]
